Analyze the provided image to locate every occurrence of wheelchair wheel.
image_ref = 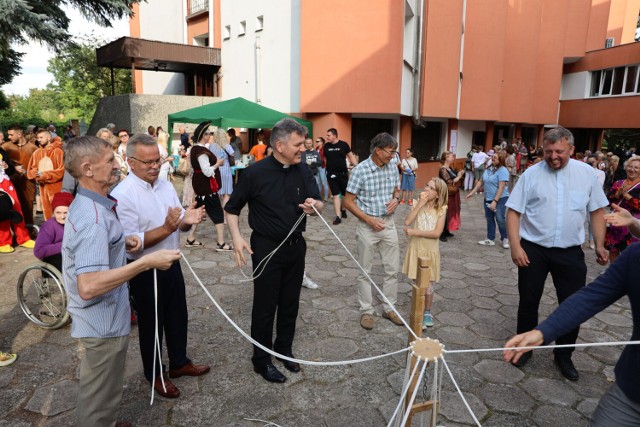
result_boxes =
[17,263,69,329]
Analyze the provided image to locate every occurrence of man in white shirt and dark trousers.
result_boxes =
[506,126,609,380]
[112,134,210,399]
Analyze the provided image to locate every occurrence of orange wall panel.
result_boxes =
[560,97,640,128]
[564,42,640,72]
[499,0,544,123]
[564,0,591,59]
[586,0,611,51]
[620,0,640,44]
[307,113,353,142]
[300,0,403,114]
[187,15,209,44]
[458,0,508,121]
[421,0,463,118]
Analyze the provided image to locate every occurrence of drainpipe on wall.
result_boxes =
[412,0,426,126]
[256,36,262,104]
[456,0,468,119]
[208,0,214,47]
[182,0,188,44]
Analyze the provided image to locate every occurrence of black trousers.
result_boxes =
[250,233,305,368]
[128,261,190,381]
[516,239,587,356]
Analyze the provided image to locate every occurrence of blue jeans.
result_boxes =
[316,167,329,198]
[484,197,507,241]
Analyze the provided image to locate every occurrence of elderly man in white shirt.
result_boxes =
[506,126,609,381]
[111,134,210,399]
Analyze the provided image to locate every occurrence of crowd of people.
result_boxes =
[1,120,638,426]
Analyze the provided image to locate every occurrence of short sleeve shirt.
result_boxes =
[346,156,400,217]
[506,159,609,248]
[62,187,131,338]
[482,166,510,201]
[324,140,351,173]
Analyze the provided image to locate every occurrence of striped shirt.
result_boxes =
[346,156,400,217]
[62,187,131,338]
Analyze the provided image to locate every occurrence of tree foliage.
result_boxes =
[46,37,132,122]
[604,129,640,152]
[0,0,138,85]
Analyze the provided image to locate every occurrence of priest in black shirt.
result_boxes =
[224,118,323,383]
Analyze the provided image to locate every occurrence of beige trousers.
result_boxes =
[356,216,399,314]
[77,336,129,427]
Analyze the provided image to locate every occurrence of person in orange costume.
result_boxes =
[6,125,37,225]
[27,130,64,220]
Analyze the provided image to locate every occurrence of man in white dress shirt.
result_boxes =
[111,134,210,399]
[506,126,609,381]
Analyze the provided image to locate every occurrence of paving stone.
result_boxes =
[25,380,78,416]
[439,390,488,425]
[479,383,535,413]
[467,308,507,325]
[470,295,502,310]
[473,359,524,384]
[522,378,580,406]
[577,397,599,418]
[436,311,474,327]
[463,262,491,271]
[532,404,587,426]
[594,311,633,327]
[0,388,27,418]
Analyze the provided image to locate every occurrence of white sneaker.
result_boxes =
[302,276,319,289]
[478,239,496,246]
[502,240,510,249]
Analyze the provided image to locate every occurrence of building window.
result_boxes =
[590,65,640,97]
[256,15,264,32]
[224,25,231,40]
[239,20,246,36]
[189,0,208,15]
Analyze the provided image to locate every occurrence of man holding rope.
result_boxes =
[225,118,323,383]
[62,136,180,426]
[112,134,209,399]
[504,205,639,426]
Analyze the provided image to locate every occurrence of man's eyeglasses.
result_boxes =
[130,156,161,166]
[380,148,398,156]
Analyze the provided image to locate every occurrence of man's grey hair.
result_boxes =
[370,132,398,154]
[64,136,111,179]
[270,118,307,147]
[106,123,116,131]
[127,133,157,159]
[543,126,574,147]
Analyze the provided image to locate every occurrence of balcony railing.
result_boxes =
[189,0,208,15]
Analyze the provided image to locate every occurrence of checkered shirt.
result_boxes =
[346,156,399,217]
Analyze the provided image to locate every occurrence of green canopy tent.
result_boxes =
[167,97,313,149]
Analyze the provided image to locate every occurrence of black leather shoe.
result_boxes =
[254,363,287,383]
[341,209,348,219]
[511,351,532,367]
[439,235,447,242]
[445,232,454,237]
[276,355,301,373]
[554,355,579,381]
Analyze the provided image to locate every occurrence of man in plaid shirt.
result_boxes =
[343,133,403,330]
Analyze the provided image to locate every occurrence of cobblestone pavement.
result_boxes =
[0,183,632,426]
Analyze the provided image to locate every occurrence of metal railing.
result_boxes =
[189,0,208,15]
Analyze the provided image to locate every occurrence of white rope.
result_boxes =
[431,359,439,427]
[445,340,640,354]
[243,418,283,427]
[441,357,481,427]
[387,357,422,427]
[310,205,419,340]
[238,213,307,282]
[400,360,428,427]
[150,269,167,405]
[181,252,410,366]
